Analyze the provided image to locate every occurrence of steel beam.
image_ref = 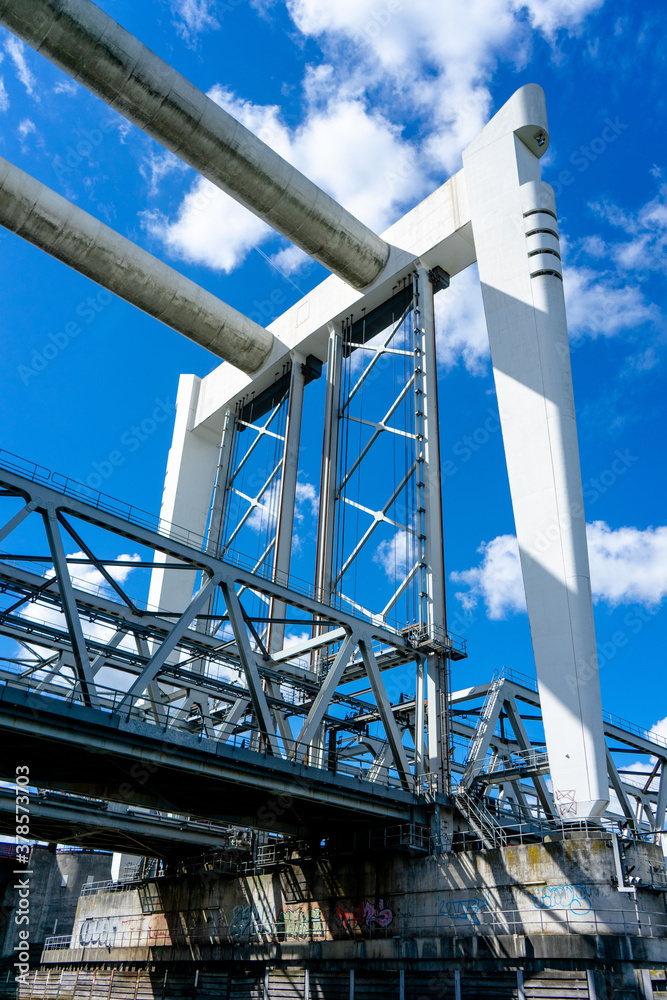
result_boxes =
[358,638,412,791]
[118,575,221,709]
[295,633,356,746]
[221,582,280,755]
[42,510,98,708]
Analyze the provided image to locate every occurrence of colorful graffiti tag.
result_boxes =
[333,899,393,930]
[276,905,326,940]
[532,884,592,915]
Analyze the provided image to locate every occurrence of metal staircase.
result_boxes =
[454,787,508,850]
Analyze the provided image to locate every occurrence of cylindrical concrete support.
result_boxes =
[0,0,390,290]
[0,155,276,374]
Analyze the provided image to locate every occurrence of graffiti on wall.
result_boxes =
[333,899,393,930]
[228,904,263,940]
[531,884,592,915]
[437,890,491,921]
[78,916,118,947]
[276,904,326,940]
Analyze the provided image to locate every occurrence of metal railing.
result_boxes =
[491,666,667,753]
[467,746,550,782]
[1,672,412,791]
[42,903,667,953]
[0,448,416,636]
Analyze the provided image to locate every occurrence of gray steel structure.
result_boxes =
[0,454,457,842]
[0,1,643,855]
[0,455,664,854]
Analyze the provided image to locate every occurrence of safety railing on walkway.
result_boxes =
[0,448,433,637]
[42,902,667,954]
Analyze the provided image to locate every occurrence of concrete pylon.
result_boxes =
[463,85,608,820]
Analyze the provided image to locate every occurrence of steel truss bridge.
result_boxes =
[0,451,463,853]
[0,0,664,863]
[0,454,664,857]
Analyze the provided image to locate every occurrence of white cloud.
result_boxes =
[0,76,8,113]
[270,244,311,277]
[284,0,601,176]
[53,80,77,97]
[374,528,417,578]
[292,480,319,552]
[590,185,667,278]
[15,552,143,670]
[451,533,525,619]
[144,182,272,274]
[171,0,220,43]
[621,346,659,377]
[434,264,489,374]
[563,265,658,339]
[243,478,318,539]
[514,0,603,40]
[650,716,667,743]
[140,148,190,196]
[146,0,605,282]
[17,118,36,140]
[147,85,422,274]
[69,551,142,592]
[5,37,37,98]
[246,482,280,534]
[452,522,667,618]
[294,481,319,523]
[586,521,667,607]
[16,118,41,152]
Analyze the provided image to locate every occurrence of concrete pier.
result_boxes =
[9,835,666,1000]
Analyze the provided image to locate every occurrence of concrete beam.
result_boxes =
[0,0,390,290]
[0,155,278,375]
[194,168,474,435]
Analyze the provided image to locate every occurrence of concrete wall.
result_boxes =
[56,838,666,956]
[0,847,112,960]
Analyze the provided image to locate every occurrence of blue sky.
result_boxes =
[0,0,665,739]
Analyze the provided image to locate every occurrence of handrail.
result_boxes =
[0,448,421,636]
[42,904,667,952]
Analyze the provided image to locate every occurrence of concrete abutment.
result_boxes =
[3,838,664,999]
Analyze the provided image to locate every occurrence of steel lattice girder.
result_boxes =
[450,674,667,838]
[0,461,441,822]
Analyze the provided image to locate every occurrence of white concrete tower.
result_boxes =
[463,86,608,819]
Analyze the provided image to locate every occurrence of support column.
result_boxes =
[268,355,307,652]
[416,267,448,791]
[462,84,608,819]
[147,374,222,614]
[315,323,343,608]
